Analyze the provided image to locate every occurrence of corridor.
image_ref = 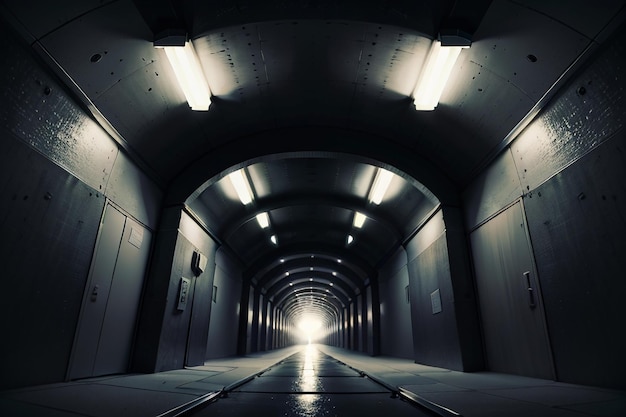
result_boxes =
[1,1,626,416]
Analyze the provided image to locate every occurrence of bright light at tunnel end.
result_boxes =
[297,318,323,344]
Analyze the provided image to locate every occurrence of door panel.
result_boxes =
[69,204,151,379]
[93,216,152,375]
[470,201,554,379]
[69,205,125,379]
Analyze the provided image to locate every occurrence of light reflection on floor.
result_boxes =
[289,344,330,416]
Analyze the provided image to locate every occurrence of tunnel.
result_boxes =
[1,1,626,416]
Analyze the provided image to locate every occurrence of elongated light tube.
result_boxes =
[256,212,270,228]
[353,212,366,228]
[368,168,393,205]
[158,41,211,111]
[228,169,253,205]
[413,40,468,111]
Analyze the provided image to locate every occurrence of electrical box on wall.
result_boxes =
[191,250,208,276]
[177,277,191,311]
[431,288,442,314]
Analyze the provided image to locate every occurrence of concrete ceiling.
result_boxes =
[3,0,624,327]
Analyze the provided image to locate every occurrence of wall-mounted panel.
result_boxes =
[0,20,119,195]
[463,149,522,230]
[470,201,554,379]
[181,213,218,366]
[0,133,104,389]
[407,234,463,370]
[206,249,247,359]
[405,209,445,262]
[524,133,626,389]
[511,26,626,193]
[378,247,413,358]
[106,150,162,229]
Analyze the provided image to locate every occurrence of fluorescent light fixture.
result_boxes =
[413,40,469,111]
[228,169,253,205]
[368,168,393,205]
[353,212,366,228]
[347,234,354,245]
[270,235,278,245]
[256,212,270,228]
[156,39,211,111]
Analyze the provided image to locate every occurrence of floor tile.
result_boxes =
[561,397,626,417]
[483,385,626,407]
[5,384,199,417]
[0,398,89,417]
[419,391,591,417]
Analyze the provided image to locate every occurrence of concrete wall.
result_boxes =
[0,19,161,389]
[463,24,626,389]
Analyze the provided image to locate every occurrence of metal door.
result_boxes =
[69,204,151,379]
[470,201,554,379]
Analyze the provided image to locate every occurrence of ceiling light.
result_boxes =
[256,212,270,228]
[347,234,354,245]
[332,272,337,276]
[330,283,334,286]
[413,38,470,111]
[270,235,278,245]
[228,169,253,205]
[353,211,366,228]
[155,36,211,111]
[368,168,393,205]
[285,271,290,276]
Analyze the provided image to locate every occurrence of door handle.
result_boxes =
[524,271,536,309]
[91,285,99,302]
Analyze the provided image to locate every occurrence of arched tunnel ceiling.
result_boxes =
[3,0,624,328]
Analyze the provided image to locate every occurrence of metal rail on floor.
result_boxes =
[334,359,463,417]
[398,387,462,417]
[155,351,463,417]
[155,391,222,417]
[154,357,290,417]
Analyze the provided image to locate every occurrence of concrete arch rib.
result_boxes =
[256,257,365,294]
[265,272,353,305]
[247,244,375,285]
[272,282,350,310]
[167,126,457,208]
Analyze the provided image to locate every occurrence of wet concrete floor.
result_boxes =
[193,345,430,416]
